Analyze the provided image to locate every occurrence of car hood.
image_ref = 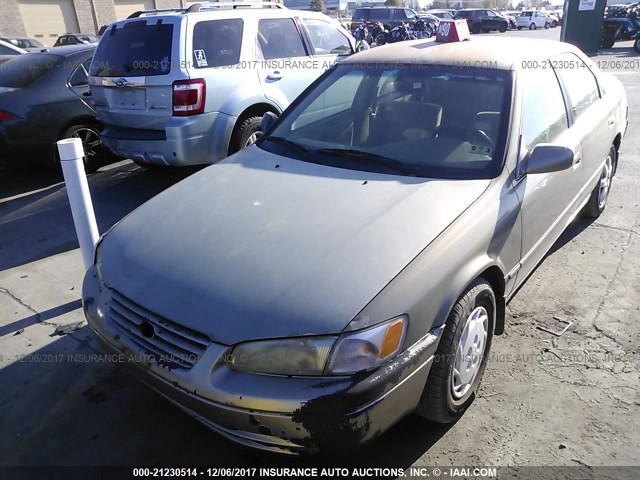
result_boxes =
[101,148,490,345]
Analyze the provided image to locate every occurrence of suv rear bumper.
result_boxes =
[100,111,236,166]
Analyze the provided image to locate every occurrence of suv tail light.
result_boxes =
[172,79,205,116]
[0,110,22,122]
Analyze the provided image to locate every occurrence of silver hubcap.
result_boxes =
[244,131,262,148]
[598,152,613,209]
[452,306,488,399]
[72,127,101,158]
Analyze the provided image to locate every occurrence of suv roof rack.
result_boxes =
[127,0,285,18]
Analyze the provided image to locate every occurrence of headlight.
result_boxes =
[325,315,407,375]
[228,336,337,376]
[227,316,407,376]
[94,238,104,280]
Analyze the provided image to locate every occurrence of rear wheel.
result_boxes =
[471,23,481,34]
[517,26,523,30]
[416,279,495,423]
[544,22,550,29]
[551,20,558,27]
[230,115,263,154]
[583,146,615,218]
[375,32,387,45]
[529,23,536,30]
[634,37,640,53]
[601,35,616,48]
[58,124,105,173]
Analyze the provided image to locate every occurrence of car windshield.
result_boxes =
[78,35,98,43]
[262,64,512,180]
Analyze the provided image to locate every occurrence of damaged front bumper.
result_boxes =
[82,267,443,454]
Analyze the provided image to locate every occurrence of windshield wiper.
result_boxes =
[262,135,308,157]
[316,148,421,176]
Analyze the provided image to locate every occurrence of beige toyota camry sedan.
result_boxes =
[83,37,628,454]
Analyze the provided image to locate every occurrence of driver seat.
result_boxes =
[370,101,442,145]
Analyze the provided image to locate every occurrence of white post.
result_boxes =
[57,138,100,271]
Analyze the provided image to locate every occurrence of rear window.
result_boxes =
[456,11,472,18]
[520,12,532,17]
[0,54,61,87]
[192,19,243,68]
[90,22,173,77]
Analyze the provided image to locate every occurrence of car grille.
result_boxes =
[107,289,210,369]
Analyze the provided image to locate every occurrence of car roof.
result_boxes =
[45,45,96,56]
[116,7,336,22]
[341,37,582,71]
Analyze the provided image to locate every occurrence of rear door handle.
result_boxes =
[266,71,283,81]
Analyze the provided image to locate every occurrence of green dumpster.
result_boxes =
[560,0,608,54]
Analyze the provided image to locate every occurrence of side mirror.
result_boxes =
[261,111,278,135]
[523,144,575,175]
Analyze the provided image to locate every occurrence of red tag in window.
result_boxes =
[435,20,471,43]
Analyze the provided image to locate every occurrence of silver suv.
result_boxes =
[88,1,355,167]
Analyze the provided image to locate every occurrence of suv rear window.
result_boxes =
[0,54,61,87]
[192,19,243,68]
[90,22,173,77]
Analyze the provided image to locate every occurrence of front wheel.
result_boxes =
[551,20,558,27]
[471,23,481,34]
[415,279,495,423]
[634,36,640,53]
[517,26,523,30]
[583,146,615,218]
[544,22,550,29]
[499,23,507,33]
[530,23,537,30]
[375,32,387,45]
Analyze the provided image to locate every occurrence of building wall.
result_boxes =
[0,0,187,38]
[0,0,27,37]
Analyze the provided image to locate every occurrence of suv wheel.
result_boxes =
[231,115,264,153]
[529,22,536,30]
[471,23,481,34]
[415,278,495,423]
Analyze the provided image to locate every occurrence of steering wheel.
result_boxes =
[433,125,495,150]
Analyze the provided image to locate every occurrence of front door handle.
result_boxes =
[572,152,582,169]
[608,117,615,128]
[266,71,283,81]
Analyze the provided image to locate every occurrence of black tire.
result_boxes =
[416,279,496,423]
[499,23,507,33]
[544,22,550,29]
[133,161,169,170]
[230,115,263,154]
[583,146,616,218]
[58,124,106,173]
[552,20,558,28]
[601,35,615,48]
[633,37,640,53]
[517,26,523,30]
[375,32,387,45]
[471,23,481,34]
[529,23,536,30]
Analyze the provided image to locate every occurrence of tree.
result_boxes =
[310,0,324,12]
[384,0,404,6]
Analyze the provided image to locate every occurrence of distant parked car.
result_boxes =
[425,10,455,20]
[88,2,355,167]
[1,37,47,52]
[0,45,111,172]
[516,10,551,30]
[0,39,27,65]
[351,7,420,31]
[455,9,508,34]
[543,11,560,27]
[53,34,99,47]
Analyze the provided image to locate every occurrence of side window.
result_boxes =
[554,53,600,120]
[303,19,352,56]
[69,56,92,86]
[58,37,67,45]
[192,19,243,68]
[258,18,306,60]
[486,10,496,17]
[522,67,568,151]
[405,9,416,20]
[392,9,407,20]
